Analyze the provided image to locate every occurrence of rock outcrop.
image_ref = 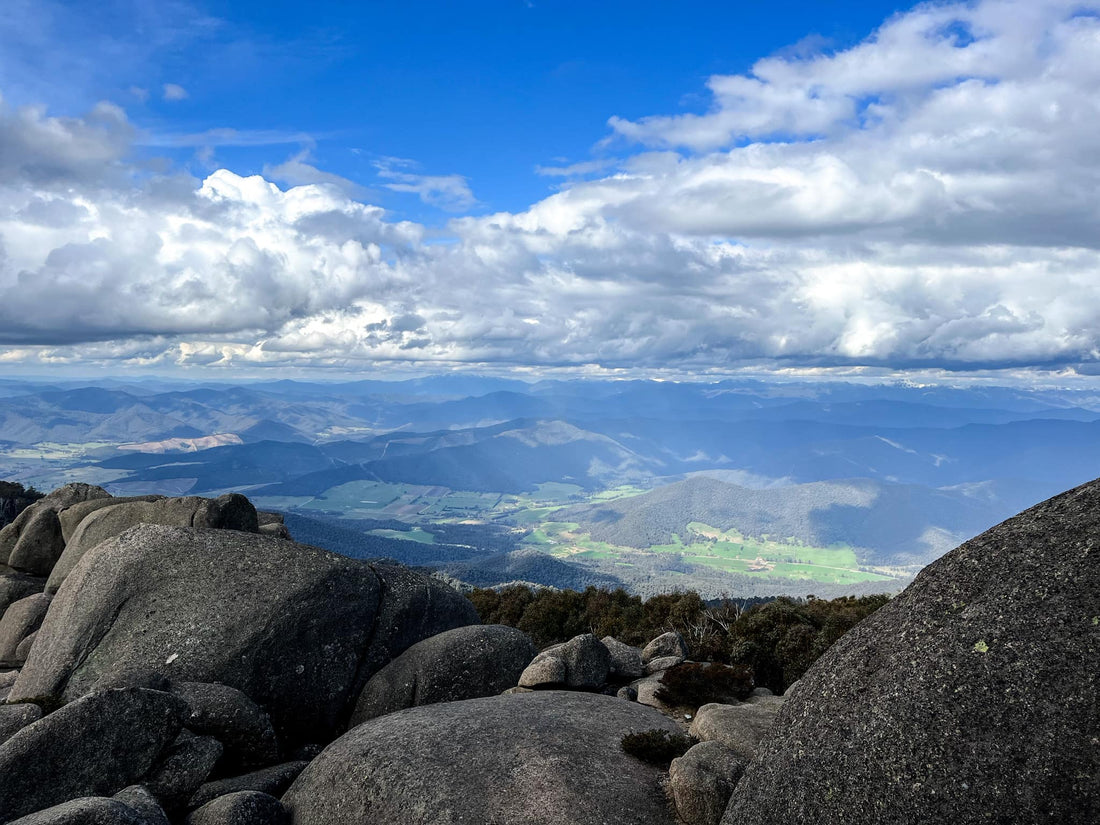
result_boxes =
[518,633,611,690]
[10,524,475,745]
[670,741,746,825]
[723,478,1100,824]
[46,494,259,594]
[284,691,681,825]
[0,687,187,821]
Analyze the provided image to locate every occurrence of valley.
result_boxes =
[3,374,1099,596]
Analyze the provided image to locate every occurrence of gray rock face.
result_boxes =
[6,797,150,825]
[111,786,170,825]
[517,653,566,687]
[188,762,309,811]
[283,691,680,825]
[351,562,481,686]
[670,742,746,825]
[0,687,186,822]
[172,682,279,772]
[0,593,51,666]
[642,631,689,664]
[351,624,536,724]
[724,478,1100,825]
[144,733,224,812]
[47,494,260,594]
[5,507,65,577]
[0,574,46,616]
[10,526,383,746]
[645,654,685,674]
[0,702,42,746]
[14,629,36,662]
[601,636,644,681]
[519,634,611,690]
[185,792,288,825]
[0,485,109,568]
[58,496,165,543]
[689,702,779,760]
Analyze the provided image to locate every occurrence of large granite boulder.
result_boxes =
[602,636,644,681]
[144,732,224,812]
[6,797,152,825]
[185,791,288,825]
[670,741,746,825]
[688,702,781,760]
[350,624,536,724]
[0,485,109,570]
[57,495,165,543]
[284,691,680,825]
[0,592,51,666]
[188,762,309,810]
[723,478,1100,825]
[46,494,260,594]
[0,687,186,822]
[642,631,688,664]
[10,525,475,746]
[171,682,279,772]
[0,574,46,616]
[518,633,611,690]
[4,507,65,577]
[0,703,42,747]
[350,562,480,684]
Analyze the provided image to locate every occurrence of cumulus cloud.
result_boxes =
[2,0,1100,376]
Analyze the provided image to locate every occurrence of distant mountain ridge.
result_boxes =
[559,475,1006,565]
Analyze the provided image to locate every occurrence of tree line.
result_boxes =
[468,585,889,693]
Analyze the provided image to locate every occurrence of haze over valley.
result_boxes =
[4,374,1097,596]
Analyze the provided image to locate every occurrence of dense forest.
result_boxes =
[468,585,890,693]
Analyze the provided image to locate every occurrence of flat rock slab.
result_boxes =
[724,478,1100,825]
[0,687,186,822]
[284,690,681,825]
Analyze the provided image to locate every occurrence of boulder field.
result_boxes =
[0,478,1098,823]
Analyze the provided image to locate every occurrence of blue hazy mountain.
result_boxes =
[2,376,1099,591]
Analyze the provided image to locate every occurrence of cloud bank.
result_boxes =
[1,0,1099,376]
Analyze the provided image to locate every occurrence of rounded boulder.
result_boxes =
[350,624,536,724]
[283,691,681,825]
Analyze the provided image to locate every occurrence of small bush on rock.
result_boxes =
[655,662,754,708]
[621,729,698,767]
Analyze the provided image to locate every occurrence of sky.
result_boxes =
[1,0,1099,380]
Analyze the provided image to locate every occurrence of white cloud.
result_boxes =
[374,157,477,211]
[2,0,1100,377]
[162,83,188,102]
[535,158,617,177]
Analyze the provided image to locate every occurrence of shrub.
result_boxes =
[654,662,754,708]
[620,729,698,767]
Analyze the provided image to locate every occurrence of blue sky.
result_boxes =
[1,0,1100,379]
[3,0,905,221]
